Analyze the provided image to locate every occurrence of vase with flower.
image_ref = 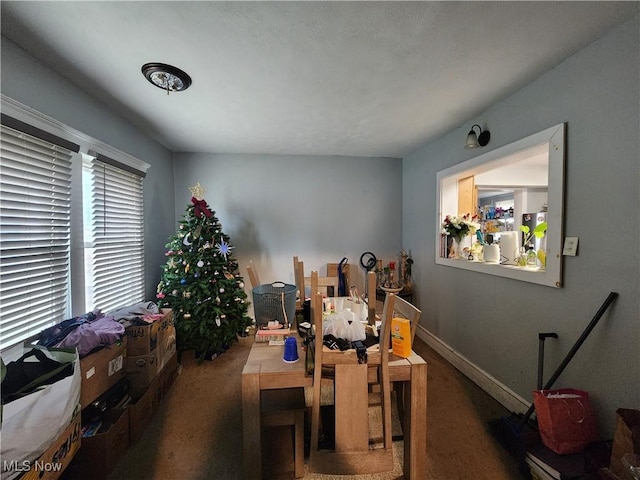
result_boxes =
[442,214,480,259]
[518,221,548,268]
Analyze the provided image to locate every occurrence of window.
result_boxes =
[83,153,145,313]
[436,123,565,288]
[0,98,151,352]
[0,119,79,346]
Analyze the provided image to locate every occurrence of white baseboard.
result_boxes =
[416,325,531,415]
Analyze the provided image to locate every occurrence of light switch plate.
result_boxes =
[563,236,579,256]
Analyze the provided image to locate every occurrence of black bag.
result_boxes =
[1,347,75,404]
[337,257,348,296]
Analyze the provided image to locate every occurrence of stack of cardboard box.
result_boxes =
[66,309,177,480]
[62,335,129,480]
[127,309,177,444]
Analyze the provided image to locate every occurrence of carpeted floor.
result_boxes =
[93,334,527,480]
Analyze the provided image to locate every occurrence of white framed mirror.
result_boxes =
[436,123,565,288]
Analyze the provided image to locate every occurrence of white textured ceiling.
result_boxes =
[1,1,638,157]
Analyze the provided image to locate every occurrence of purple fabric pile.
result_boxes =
[38,301,160,357]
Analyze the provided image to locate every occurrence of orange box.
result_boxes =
[391,317,412,358]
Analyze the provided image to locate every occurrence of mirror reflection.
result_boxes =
[476,187,548,263]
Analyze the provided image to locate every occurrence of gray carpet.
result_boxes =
[94,335,526,480]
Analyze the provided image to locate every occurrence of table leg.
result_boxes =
[403,360,427,479]
[242,364,261,480]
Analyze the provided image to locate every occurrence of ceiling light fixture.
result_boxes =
[141,63,192,95]
[464,124,491,149]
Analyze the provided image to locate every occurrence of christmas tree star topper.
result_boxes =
[189,182,206,200]
[190,182,212,218]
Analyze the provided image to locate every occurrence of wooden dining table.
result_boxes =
[242,332,427,479]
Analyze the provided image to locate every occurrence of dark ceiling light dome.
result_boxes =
[141,63,192,94]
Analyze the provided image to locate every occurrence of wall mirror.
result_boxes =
[436,123,565,288]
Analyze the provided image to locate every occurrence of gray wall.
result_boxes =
[403,15,639,436]
[2,13,637,439]
[172,152,402,310]
[1,38,176,302]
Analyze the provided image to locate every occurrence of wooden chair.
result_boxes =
[308,291,396,475]
[364,271,420,341]
[327,261,349,296]
[388,294,421,434]
[306,270,339,298]
[293,256,305,312]
[260,388,306,478]
[246,261,261,289]
[392,294,422,344]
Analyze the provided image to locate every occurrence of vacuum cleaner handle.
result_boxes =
[522,291,619,426]
[542,291,618,390]
[537,332,558,390]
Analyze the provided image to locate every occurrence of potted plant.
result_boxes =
[518,222,548,268]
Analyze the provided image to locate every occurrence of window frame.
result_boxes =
[0,121,77,348]
[435,123,565,288]
[0,95,150,353]
[82,152,146,313]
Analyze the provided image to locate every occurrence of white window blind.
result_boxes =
[83,155,145,313]
[0,124,74,347]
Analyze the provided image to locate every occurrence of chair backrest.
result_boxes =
[293,256,305,311]
[246,261,261,289]
[306,270,339,297]
[391,294,422,343]
[309,291,395,475]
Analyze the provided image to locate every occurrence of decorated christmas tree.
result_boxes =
[156,183,251,362]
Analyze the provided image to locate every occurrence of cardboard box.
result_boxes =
[20,411,81,480]
[610,408,640,479]
[128,375,158,445]
[125,321,159,356]
[158,350,178,399]
[80,338,127,408]
[126,349,158,399]
[157,309,176,373]
[71,407,129,480]
[391,317,412,358]
[129,350,177,445]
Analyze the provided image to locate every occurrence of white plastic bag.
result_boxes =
[343,299,368,323]
[1,347,80,480]
[323,308,366,342]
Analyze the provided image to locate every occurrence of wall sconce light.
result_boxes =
[464,124,490,149]
[141,63,192,95]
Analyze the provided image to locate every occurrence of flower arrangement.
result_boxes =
[441,214,480,241]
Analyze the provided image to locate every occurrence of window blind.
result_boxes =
[83,156,145,313]
[0,124,74,347]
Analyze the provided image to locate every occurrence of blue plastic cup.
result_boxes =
[283,336,299,363]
